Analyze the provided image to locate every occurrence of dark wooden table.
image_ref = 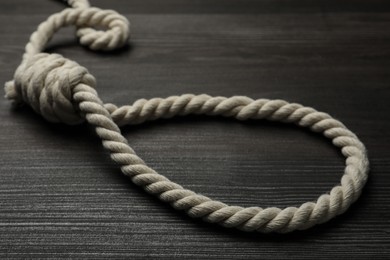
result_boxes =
[1,0,389,258]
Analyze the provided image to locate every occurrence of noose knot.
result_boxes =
[5,53,96,124]
[4,1,130,124]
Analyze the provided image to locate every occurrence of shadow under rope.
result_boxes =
[45,38,133,57]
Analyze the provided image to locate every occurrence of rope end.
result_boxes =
[4,80,23,107]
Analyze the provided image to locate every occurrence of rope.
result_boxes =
[4,0,369,233]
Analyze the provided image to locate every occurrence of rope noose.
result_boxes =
[4,0,369,233]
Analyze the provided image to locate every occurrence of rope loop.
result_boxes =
[65,0,130,51]
[75,7,130,51]
[3,0,369,233]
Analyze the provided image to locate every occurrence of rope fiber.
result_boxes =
[4,0,369,233]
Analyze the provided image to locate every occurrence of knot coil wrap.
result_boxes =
[4,0,369,233]
[5,53,96,124]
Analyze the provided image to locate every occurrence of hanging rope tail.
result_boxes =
[4,0,369,233]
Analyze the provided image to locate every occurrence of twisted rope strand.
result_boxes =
[4,0,369,233]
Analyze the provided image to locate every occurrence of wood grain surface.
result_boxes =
[0,0,389,258]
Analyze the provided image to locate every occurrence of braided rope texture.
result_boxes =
[4,0,369,233]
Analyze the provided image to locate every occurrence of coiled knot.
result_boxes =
[5,53,96,125]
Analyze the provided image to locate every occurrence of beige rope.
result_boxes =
[4,0,369,233]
